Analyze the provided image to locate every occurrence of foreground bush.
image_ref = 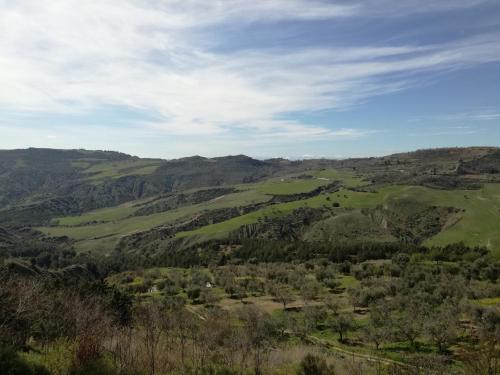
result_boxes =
[0,346,50,375]
[297,354,334,375]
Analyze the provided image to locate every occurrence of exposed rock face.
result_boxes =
[231,207,330,241]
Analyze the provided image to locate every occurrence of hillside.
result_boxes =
[1,147,499,262]
[1,146,500,375]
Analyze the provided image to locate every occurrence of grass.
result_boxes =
[309,169,366,188]
[177,184,500,256]
[250,178,331,195]
[236,169,365,196]
[39,189,271,252]
[40,173,500,256]
[53,198,151,226]
[423,184,500,255]
[472,297,500,306]
[83,159,162,181]
[176,186,403,238]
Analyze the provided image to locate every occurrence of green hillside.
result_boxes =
[1,146,500,258]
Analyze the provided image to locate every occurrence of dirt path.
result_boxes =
[189,308,409,369]
[305,335,410,368]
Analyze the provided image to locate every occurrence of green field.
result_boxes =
[237,169,365,195]
[177,184,500,256]
[39,189,271,252]
[39,165,500,256]
[53,198,153,226]
[309,168,367,188]
[248,178,330,195]
[175,186,401,238]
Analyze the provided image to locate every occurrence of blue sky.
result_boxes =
[1,0,500,159]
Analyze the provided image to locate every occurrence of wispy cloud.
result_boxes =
[410,109,500,123]
[0,0,499,151]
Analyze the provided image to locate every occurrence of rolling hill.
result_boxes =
[1,147,499,262]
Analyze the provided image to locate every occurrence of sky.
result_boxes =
[1,0,500,159]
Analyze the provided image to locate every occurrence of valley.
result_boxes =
[1,147,499,375]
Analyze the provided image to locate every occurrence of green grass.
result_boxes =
[472,297,500,306]
[339,275,359,289]
[423,184,500,255]
[236,169,364,196]
[41,175,500,256]
[310,169,366,188]
[83,159,162,181]
[176,186,402,238]
[53,199,150,226]
[39,189,270,252]
[250,178,331,195]
[177,184,500,256]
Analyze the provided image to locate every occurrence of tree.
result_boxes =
[268,282,294,310]
[323,296,343,316]
[134,301,163,375]
[363,324,387,351]
[330,313,354,342]
[365,301,392,350]
[463,306,500,375]
[300,279,322,305]
[199,288,221,306]
[425,302,459,353]
[390,294,429,350]
[237,306,277,375]
[304,306,327,333]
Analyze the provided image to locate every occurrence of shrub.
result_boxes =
[0,346,51,375]
[297,354,334,375]
[42,338,74,375]
[69,359,142,375]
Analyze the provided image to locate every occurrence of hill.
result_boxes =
[1,147,499,264]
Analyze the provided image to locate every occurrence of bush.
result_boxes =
[297,354,334,375]
[42,338,74,375]
[187,286,201,301]
[0,346,51,375]
[69,359,142,375]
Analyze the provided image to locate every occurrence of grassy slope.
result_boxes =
[37,162,500,256]
[53,198,152,225]
[422,184,500,252]
[81,159,162,182]
[238,169,365,195]
[42,170,360,243]
[244,178,330,195]
[38,189,270,251]
[178,184,500,256]
[309,168,367,188]
[176,186,403,238]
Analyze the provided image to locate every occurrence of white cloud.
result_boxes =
[0,0,499,146]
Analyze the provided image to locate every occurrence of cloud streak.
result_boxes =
[0,0,499,146]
